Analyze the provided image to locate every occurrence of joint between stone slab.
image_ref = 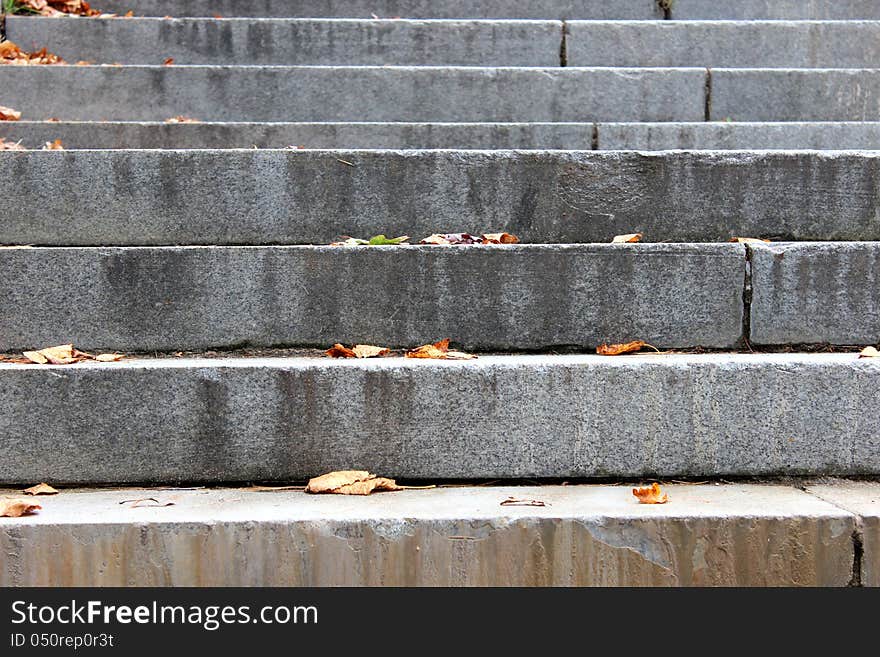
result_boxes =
[740,245,753,349]
[800,485,865,586]
[591,123,599,150]
[704,68,713,122]
[559,21,568,67]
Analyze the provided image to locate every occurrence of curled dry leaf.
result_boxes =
[419,232,519,245]
[596,340,657,356]
[330,235,409,246]
[500,497,547,507]
[0,138,27,151]
[0,106,22,121]
[21,344,125,365]
[481,232,519,244]
[325,343,390,359]
[0,499,41,517]
[164,116,201,124]
[23,483,59,496]
[0,40,66,65]
[305,470,434,496]
[94,353,124,362]
[42,139,64,150]
[633,482,669,505]
[729,237,771,244]
[859,346,879,358]
[119,498,175,508]
[612,233,643,244]
[163,57,174,65]
[405,338,477,360]
[14,0,102,17]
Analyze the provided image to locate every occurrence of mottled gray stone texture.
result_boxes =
[3,150,880,245]
[711,69,880,121]
[5,17,563,67]
[750,242,880,345]
[596,122,880,150]
[0,485,855,586]
[0,66,705,122]
[0,245,745,352]
[0,354,876,483]
[568,21,880,68]
[0,121,598,150]
[807,482,880,586]
[670,0,880,20]
[90,0,665,19]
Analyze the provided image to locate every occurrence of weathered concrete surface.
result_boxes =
[750,242,880,345]
[90,1,665,19]
[0,66,705,122]
[596,122,880,150]
[807,481,880,586]
[5,17,563,66]
[0,354,877,483]
[4,150,880,245]
[711,69,880,122]
[568,21,880,68]
[0,121,598,150]
[0,244,745,352]
[671,0,880,20]
[0,485,856,586]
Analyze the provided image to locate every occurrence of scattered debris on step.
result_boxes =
[42,139,64,150]
[500,497,547,507]
[0,106,22,121]
[23,483,59,496]
[0,499,41,517]
[0,40,65,65]
[325,344,390,359]
[305,470,434,496]
[596,340,659,356]
[6,0,101,17]
[330,234,409,246]
[633,482,669,505]
[20,344,125,365]
[406,338,477,360]
[0,137,26,150]
[419,232,519,245]
[119,498,174,508]
[611,233,642,243]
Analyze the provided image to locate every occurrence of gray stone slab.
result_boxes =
[596,122,880,150]
[568,20,880,68]
[711,69,880,122]
[0,65,706,122]
[89,1,664,19]
[671,0,880,20]
[750,242,880,346]
[0,244,745,352]
[3,150,880,245]
[0,485,855,586]
[807,482,880,586]
[0,121,597,149]
[5,17,563,66]
[0,354,876,483]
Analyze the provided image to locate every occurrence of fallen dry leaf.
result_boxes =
[21,344,125,365]
[42,139,63,150]
[406,338,476,360]
[729,237,771,244]
[0,138,26,151]
[325,343,356,358]
[612,233,643,243]
[94,353,124,362]
[325,343,390,359]
[480,232,519,244]
[500,497,547,507]
[0,499,41,517]
[596,340,658,356]
[633,482,669,505]
[0,40,66,65]
[163,57,174,65]
[119,498,174,508]
[23,483,58,496]
[14,0,101,16]
[859,346,879,358]
[305,470,434,495]
[0,105,22,121]
[164,116,201,124]
[419,232,519,245]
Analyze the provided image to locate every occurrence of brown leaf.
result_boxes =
[481,232,519,244]
[500,497,546,507]
[119,498,174,508]
[633,482,669,504]
[305,470,434,495]
[729,237,771,244]
[21,344,122,365]
[163,57,174,65]
[94,353,124,362]
[0,105,22,121]
[352,344,390,358]
[0,40,66,65]
[23,483,59,496]
[612,233,643,243]
[405,338,477,360]
[859,346,879,358]
[596,340,657,356]
[0,137,26,151]
[325,343,356,358]
[0,499,41,517]
[42,139,63,150]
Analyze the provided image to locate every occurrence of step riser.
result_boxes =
[0,355,876,483]
[0,245,745,352]
[669,0,880,20]
[0,67,705,123]
[3,151,880,245]
[5,121,880,150]
[0,486,858,586]
[5,17,563,67]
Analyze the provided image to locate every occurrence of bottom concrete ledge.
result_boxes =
[0,484,858,586]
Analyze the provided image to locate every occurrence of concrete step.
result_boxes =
[567,20,880,68]
[0,244,746,352]
[2,150,880,245]
[5,17,564,67]
[0,483,867,586]
[0,354,877,484]
[0,66,704,122]
[86,1,665,20]
[670,0,880,20]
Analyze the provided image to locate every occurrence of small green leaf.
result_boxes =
[367,234,409,246]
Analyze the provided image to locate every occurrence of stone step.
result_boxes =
[670,0,880,20]
[0,353,877,483]
[5,120,880,150]
[0,66,704,122]
[5,17,564,67]
[567,20,880,68]
[0,244,746,352]
[0,483,867,586]
[86,1,665,20]
[2,150,880,245]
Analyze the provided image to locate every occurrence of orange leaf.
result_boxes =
[23,483,59,496]
[0,499,41,517]
[612,233,643,243]
[42,139,64,150]
[325,343,357,358]
[163,57,174,65]
[0,106,22,121]
[596,340,655,356]
[481,232,519,244]
[633,483,669,504]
